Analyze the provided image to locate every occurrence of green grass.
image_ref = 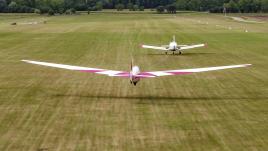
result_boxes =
[0,12,267,151]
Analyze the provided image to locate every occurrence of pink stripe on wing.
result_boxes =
[136,75,155,78]
[166,71,192,75]
[115,72,130,76]
[138,72,156,76]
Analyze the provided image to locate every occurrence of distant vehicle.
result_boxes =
[22,60,251,86]
[141,35,206,55]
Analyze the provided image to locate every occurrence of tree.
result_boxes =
[127,2,133,10]
[71,8,76,13]
[0,0,7,12]
[166,4,176,13]
[8,1,18,12]
[156,5,165,13]
[228,0,239,13]
[239,0,251,13]
[34,8,40,14]
[63,0,76,9]
[115,3,124,11]
[223,2,230,12]
[133,4,139,11]
[175,0,187,10]
[0,0,266,14]
[39,6,50,14]
[96,1,103,11]
[252,0,261,12]
[48,8,55,15]
[116,3,124,11]
[262,0,268,12]
[187,0,201,11]
[139,6,144,11]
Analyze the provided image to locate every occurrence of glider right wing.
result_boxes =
[137,64,251,78]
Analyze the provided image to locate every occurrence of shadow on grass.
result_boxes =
[146,52,215,56]
[52,93,266,104]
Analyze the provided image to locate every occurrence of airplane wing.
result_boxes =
[141,45,167,51]
[22,60,130,77]
[180,44,206,51]
[137,64,251,78]
[161,45,169,48]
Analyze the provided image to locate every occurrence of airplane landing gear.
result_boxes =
[179,51,182,55]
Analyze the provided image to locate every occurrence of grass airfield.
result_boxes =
[0,12,268,151]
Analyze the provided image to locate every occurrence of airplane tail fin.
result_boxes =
[173,35,176,42]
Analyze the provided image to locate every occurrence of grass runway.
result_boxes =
[0,12,267,151]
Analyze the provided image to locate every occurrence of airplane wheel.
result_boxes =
[179,51,182,55]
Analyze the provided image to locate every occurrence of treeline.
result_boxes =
[0,0,268,14]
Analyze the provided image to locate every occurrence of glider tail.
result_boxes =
[130,58,133,71]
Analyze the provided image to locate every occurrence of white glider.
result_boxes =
[141,35,206,55]
[22,60,251,86]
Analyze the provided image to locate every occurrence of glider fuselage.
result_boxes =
[130,66,141,86]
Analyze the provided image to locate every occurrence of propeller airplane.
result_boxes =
[141,35,206,55]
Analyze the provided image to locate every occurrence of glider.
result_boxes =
[141,35,206,55]
[22,60,251,86]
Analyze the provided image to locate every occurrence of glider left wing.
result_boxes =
[22,60,130,77]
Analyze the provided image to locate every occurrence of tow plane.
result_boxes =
[141,35,206,55]
[22,60,251,86]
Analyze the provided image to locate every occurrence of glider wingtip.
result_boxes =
[240,64,252,67]
[21,59,34,63]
